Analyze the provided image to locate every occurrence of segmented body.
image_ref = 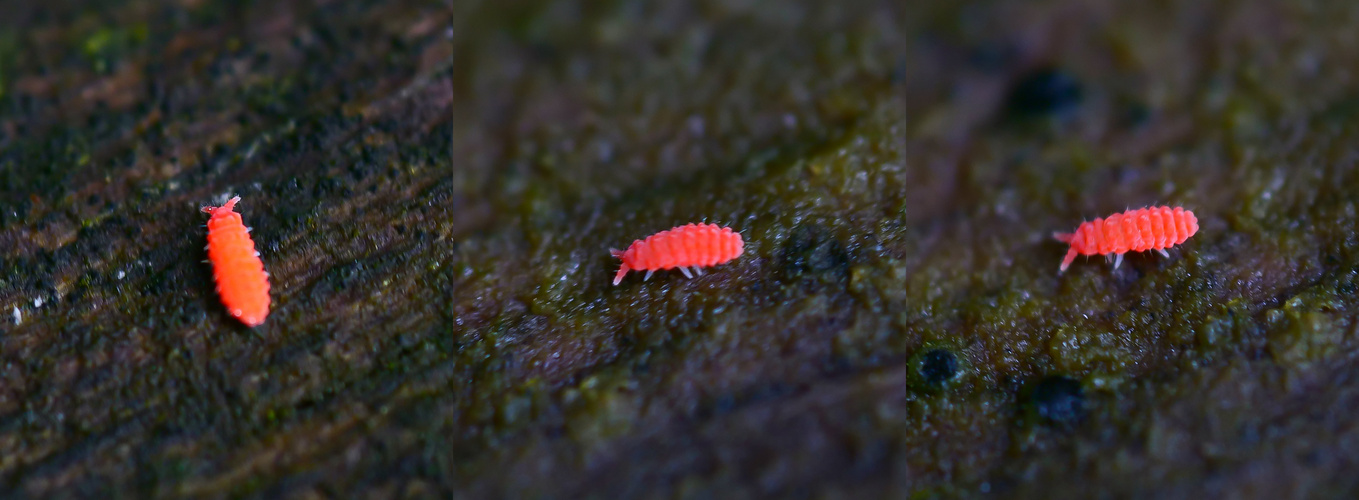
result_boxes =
[1054,206,1198,273]
[611,223,744,285]
[203,196,271,326]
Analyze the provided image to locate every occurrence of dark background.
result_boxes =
[3,0,1359,497]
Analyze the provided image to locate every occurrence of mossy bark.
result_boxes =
[2,0,1359,497]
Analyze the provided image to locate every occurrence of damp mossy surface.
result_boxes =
[4,0,1359,497]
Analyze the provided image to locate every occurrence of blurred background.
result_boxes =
[3,0,1359,497]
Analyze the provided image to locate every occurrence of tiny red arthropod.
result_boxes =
[611,223,744,285]
[202,196,271,326]
[1054,205,1198,273]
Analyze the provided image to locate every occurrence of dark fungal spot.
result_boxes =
[1006,67,1083,117]
[919,349,959,386]
[778,224,851,284]
[909,347,962,392]
[1030,375,1086,428]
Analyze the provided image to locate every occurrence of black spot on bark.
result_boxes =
[919,349,959,386]
[1007,68,1083,117]
[909,347,962,392]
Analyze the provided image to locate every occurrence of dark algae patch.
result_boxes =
[3,0,1359,498]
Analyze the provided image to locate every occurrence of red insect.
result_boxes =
[611,223,744,285]
[1054,206,1198,273]
[202,196,271,326]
